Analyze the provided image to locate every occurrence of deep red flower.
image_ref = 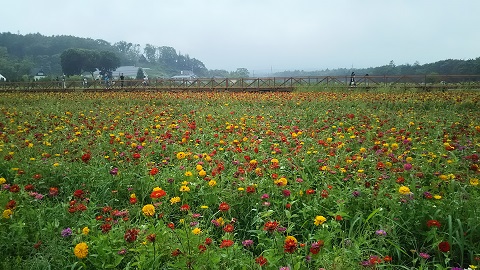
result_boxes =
[305,189,315,195]
[171,248,182,256]
[133,153,141,159]
[24,184,35,191]
[426,219,441,229]
[33,174,42,180]
[49,187,59,197]
[284,238,297,253]
[146,234,156,243]
[124,228,139,243]
[309,240,325,255]
[438,241,450,252]
[6,200,16,210]
[81,153,91,163]
[219,202,230,212]
[255,255,268,266]
[198,244,207,252]
[369,255,382,265]
[246,185,256,193]
[9,184,20,193]
[219,239,234,248]
[33,241,42,250]
[101,223,112,233]
[129,197,137,204]
[167,222,175,230]
[384,255,393,262]
[321,189,329,198]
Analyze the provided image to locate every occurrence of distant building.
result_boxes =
[88,66,147,80]
[0,73,6,81]
[172,70,197,80]
[33,69,47,81]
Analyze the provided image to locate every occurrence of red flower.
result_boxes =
[49,187,59,197]
[219,239,234,248]
[24,184,35,191]
[309,240,324,255]
[205,237,213,245]
[263,221,279,232]
[101,223,112,233]
[81,153,91,163]
[133,153,141,159]
[384,255,393,262]
[171,248,182,256]
[73,189,84,198]
[255,255,268,266]
[150,189,166,199]
[223,224,234,233]
[149,167,159,176]
[321,189,329,198]
[305,189,315,195]
[438,241,450,252]
[180,204,190,211]
[426,219,441,229]
[124,228,139,243]
[283,238,298,253]
[198,244,207,252]
[167,222,175,230]
[129,197,137,204]
[369,255,382,265]
[246,185,256,193]
[6,200,16,210]
[9,184,20,193]
[219,202,230,212]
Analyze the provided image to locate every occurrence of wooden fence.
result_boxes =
[1,75,479,92]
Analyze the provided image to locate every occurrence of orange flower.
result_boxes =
[219,202,230,212]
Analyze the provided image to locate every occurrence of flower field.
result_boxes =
[0,90,479,270]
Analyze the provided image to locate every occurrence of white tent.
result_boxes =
[0,74,6,81]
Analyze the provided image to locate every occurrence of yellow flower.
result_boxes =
[184,171,193,177]
[433,195,442,200]
[142,204,155,217]
[200,205,209,209]
[192,227,202,235]
[196,164,203,171]
[0,177,6,185]
[180,185,190,192]
[271,158,279,164]
[208,180,217,187]
[130,193,136,199]
[314,215,327,226]
[198,170,207,177]
[73,242,88,259]
[176,152,186,160]
[2,209,13,219]
[469,178,479,186]
[398,186,411,195]
[216,217,225,226]
[170,196,181,205]
[274,177,288,186]
[82,227,90,235]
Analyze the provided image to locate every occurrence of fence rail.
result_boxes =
[1,75,480,92]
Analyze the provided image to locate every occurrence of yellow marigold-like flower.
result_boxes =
[2,209,13,219]
[398,186,411,195]
[73,242,88,259]
[196,164,203,171]
[192,227,202,235]
[271,158,279,164]
[170,196,181,205]
[184,171,193,177]
[208,180,217,187]
[205,156,212,162]
[176,152,186,160]
[82,227,90,235]
[274,177,288,186]
[200,205,209,209]
[433,195,442,200]
[439,174,449,181]
[216,217,225,226]
[180,185,190,192]
[198,170,207,177]
[130,193,136,199]
[250,159,258,165]
[142,204,155,217]
[470,178,479,186]
[0,177,6,185]
[152,187,163,192]
[314,215,327,226]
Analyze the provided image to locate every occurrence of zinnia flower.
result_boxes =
[255,255,268,266]
[73,242,88,259]
[124,228,139,243]
[438,241,450,252]
[284,236,298,253]
[219,239,234,248]
[398,186,411,195]
[219,202,230,212]
[142,204,155,217]
[150,187,166,199]
[314,215,327,226]
[426,219,441,229]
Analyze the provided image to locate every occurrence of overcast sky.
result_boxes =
[2,0,479,73]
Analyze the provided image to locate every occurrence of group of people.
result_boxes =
[349,72,369,87]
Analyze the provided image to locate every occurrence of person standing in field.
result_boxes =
[350,72,356,87]
[120,73,125,88]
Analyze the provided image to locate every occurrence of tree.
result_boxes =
[136,68,145,80]
[144,44,157,63]
[60,48,85,76]
[60,49,120,77]
[230,68,250,78]
[97,51,120,74]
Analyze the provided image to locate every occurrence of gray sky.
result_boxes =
[2,0,479,73]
